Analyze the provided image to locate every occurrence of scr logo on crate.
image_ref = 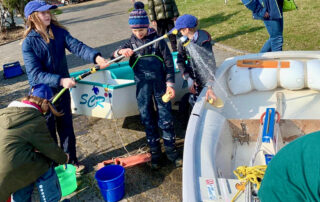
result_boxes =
[80,86,106,108]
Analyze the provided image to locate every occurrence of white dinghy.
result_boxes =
[182,51,320,202]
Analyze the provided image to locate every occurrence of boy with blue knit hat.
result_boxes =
[174,14,217,106]
[0,84,68,201]
[112,1,182,169]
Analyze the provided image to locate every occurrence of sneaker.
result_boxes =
[174,158,183,168]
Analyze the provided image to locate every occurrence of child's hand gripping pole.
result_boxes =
[52,65,101,104]
[110,30,177,62]
[52,30,179,104]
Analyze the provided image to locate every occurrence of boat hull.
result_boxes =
[183,51,320,202]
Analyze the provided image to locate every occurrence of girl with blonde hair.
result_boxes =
[22,0,110,170]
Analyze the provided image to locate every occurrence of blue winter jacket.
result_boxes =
[22,24,100,89]
[247,0,283,20]
[264,0,283,20]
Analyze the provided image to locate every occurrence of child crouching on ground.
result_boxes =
[112,2,182,169]
[175,14,217,106]
[0,84,68,201]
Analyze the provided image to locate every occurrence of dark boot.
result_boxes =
[150,145,162,170]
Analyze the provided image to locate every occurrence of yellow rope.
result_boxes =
[231,165,267,202]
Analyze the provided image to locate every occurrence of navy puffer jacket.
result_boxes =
[22,24,100,89]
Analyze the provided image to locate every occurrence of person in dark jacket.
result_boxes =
[112,2,181,169]
[250,0,284,52]
[22,0,109,169]
[0,84,68,202]
[175,14,217,106]
[148,0,179,51]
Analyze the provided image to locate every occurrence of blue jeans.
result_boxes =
[260,18,284,53]
[12,167,61,202]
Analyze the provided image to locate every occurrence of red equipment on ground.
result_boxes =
[97,153,151,170]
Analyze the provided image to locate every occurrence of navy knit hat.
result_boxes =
[128,2,149,29]
[30,84,53,100]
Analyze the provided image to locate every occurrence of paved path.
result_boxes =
[0,0,241,201]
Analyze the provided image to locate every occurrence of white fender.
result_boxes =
[279,60,305,90]
[228,65,252,95]
[251,68,278,91]
[307,60,320,90]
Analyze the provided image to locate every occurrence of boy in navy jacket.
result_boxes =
[175,14,217,106]
[112,2,182,169]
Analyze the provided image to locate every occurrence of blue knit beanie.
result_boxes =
[128,2,149,29]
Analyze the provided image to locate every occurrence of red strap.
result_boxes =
[21,100,43,113]
[260,111,281,125]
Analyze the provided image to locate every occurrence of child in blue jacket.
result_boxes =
[22,0,109,169]
[112,2,182,169]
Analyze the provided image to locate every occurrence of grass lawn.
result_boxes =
[175,0,320,52]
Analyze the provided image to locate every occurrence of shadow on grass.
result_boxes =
[215,26,265,42]
[199,11,241,29]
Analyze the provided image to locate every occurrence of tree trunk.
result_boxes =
[9,10,15,28]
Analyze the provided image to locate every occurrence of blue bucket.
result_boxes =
[95,165,125,202]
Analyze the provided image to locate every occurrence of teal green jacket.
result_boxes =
[0,103,67,201]
[259,131,320,202]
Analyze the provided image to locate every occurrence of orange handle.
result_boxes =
[237,60,290,68]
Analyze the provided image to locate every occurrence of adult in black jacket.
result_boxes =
[148,0,179,51]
